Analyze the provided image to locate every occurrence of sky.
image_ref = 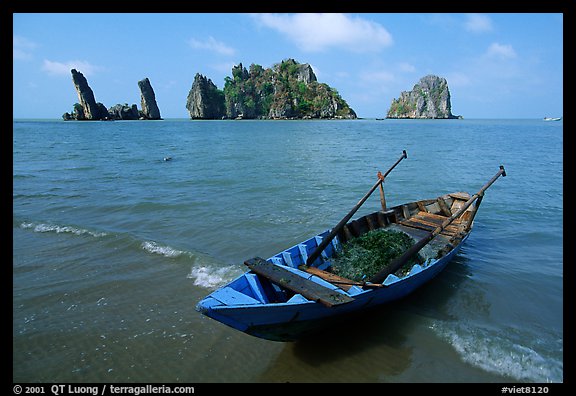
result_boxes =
[12,13,564,119]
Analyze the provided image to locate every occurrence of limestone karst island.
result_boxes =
[386,75,461,119]
[186,59,356,120]
[62,60,460,121]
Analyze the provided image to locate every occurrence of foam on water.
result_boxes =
[141,241,185,258]
[430,321,563,383]
[140,240,242,288]
[187,265,241,289]
[20,221,107,238]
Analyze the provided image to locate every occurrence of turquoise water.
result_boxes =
[13,118,563,382]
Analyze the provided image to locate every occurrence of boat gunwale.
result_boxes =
[197,192,475,311]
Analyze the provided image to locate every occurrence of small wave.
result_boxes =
[141,241,185,258]
[431,321,563,382]
[20,222,107,238]
[187,265,240,289]
[140,240,242,287]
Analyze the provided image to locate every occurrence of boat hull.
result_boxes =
[197,234,468,342]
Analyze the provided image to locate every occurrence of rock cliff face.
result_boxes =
[186,59,356,120]
[386,75,459,119]
[138,78,161,120]
[186,74,226,119]
[69,69,107,120]
[294,63,317,85]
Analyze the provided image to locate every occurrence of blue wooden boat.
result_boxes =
[196,154,506,341]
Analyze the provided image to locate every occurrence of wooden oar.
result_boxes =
[299,265,384,290]
[305,150,408,266]
[369,165,507,284]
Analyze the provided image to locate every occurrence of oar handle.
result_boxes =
[382,150,407,179]
[305,150,408,266]
[369,165,506,284]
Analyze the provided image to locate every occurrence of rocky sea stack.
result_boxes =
[138,78,162,120]
[64,69,108,120]
[186,59,357,120]
[63,70,162,121]
[386,75,461,119]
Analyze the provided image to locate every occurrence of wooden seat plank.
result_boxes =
[411,211,466,230]
[244,257,355,307]
[398,218,460,237]
[414,211,463,225]
[409,218,461,233]
[399,219,436,232]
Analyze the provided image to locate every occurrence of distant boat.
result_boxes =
[196,151,507,341]
[543,117,562,121]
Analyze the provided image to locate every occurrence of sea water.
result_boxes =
[13,118,563,382]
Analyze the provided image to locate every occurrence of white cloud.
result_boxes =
[486,42,517,59]
[42,60,102,76]
[13,35,37,60]
[252,13,393,53]
[464,13,493,33]
[189,36,235,56]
